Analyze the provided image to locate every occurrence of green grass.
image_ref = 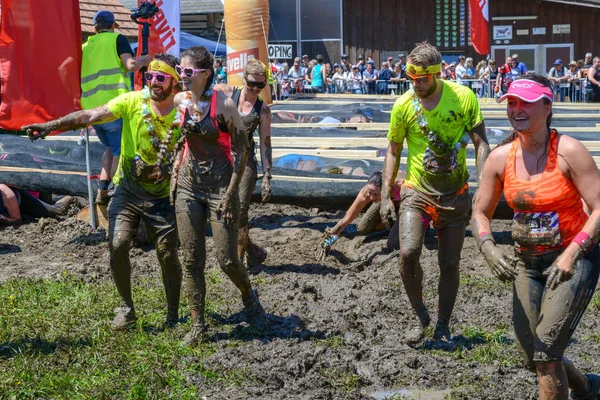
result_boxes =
[459,274,508,290]
[589,292,600,312]
[313,334,345,349]
[319,366,361,393]
[425,325,519,368]
[0,273,249,399]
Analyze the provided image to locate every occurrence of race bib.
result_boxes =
[512,211,562,247]
[422,147,458,174]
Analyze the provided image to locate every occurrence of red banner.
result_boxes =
[469,0,490,56]
[0,0,82,130]
[133,0,180,90]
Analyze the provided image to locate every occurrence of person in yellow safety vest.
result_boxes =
[81,10,150,205]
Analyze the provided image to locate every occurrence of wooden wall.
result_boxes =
[342,0,600,66]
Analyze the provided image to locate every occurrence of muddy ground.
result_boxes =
[1,202,600,399]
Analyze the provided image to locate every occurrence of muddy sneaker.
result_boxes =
[405,311,431,345]
[432,321,452,342]
[571,373,600,399]
[164,312,180,329]
[243,290,268,329]
[183,324,207,346]
[96,189,109,205]
[111,307,136,331]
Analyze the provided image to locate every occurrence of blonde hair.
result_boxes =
[408,42,442,68]
[244,59,267,77]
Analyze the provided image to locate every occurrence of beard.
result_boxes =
[414,79,438,99]
[150,81,174,102]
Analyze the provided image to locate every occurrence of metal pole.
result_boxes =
[84,127,96,230]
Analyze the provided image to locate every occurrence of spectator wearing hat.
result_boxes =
[363,60,378,94]
[340,53,351,73]
[280,75,291,100]
[511,53,528,75]
[82,10,151,205]
[465,57,475,77]
[348,65,363,94]
[332,64,347,93]
[397,53,407,73]
[301,54,310,69]
[357,54,366,74]
[567,60,583,102]
[548,59,568,102]
[378,61,392,94]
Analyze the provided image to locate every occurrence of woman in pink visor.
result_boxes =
[471,74,600,399]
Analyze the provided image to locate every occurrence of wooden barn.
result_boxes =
[268,0,600,74]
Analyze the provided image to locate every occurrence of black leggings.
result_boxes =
[16,189,66,218]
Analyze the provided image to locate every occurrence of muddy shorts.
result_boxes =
[398,184,470,230]
[108,186,177,245]
[513,246,600,366]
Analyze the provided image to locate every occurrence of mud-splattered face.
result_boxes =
[179,56,209,93]
[506,97,551,134]
[366,183,382,203]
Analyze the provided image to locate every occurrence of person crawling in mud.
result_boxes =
[213,59,273,267]
[472,74,600,400]
[275,154,374,177]
[0,184,74,224]
[271,107,377,125]
[380,42,490,345]
[317,170,406,259]
[22,54,184,333]
[172,46,266,346]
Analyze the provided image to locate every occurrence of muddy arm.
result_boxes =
[22,106,116,140]
[220,93,249,193]
[468,122,491,186]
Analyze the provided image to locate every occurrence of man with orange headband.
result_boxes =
[380,42,490,345]
[22,54,184,332]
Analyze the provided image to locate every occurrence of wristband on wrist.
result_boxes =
[573,231,595,254]
[478,232,496,252]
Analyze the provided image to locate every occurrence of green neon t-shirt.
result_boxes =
[107,90,181,198]
[387,80,483,195]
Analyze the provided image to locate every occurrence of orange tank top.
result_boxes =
[503,130,587,254]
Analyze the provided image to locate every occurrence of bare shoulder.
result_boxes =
[557,134,587,155]
[214,83,234,97]
[487,142,511,172]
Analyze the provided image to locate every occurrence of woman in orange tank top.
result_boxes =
[471,74,600,399]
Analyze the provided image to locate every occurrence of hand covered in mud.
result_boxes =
[544,253,575,290]
[261,170,272,203]
[216,191,236,225]
[22,122,53,141]
[481,241,519,282]
[379,198,396,229]
[315,231,339,261]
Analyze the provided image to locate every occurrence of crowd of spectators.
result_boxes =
[217,51,600,103]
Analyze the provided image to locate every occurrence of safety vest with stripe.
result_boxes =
[81,32,130,110]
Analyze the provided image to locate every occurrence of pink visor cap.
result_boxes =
[499,79,554,103]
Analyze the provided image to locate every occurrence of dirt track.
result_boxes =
[1,202,600,399]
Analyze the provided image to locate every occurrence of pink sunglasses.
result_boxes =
[176,65,207,78]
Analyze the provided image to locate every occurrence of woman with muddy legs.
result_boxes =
[317,171,405,258]
[214,60,273,266]
[173,46,267,345]
[471,74,600,399]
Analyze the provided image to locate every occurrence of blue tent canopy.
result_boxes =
[131,32,227,57]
